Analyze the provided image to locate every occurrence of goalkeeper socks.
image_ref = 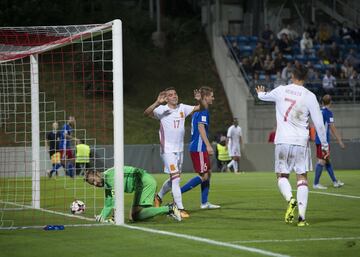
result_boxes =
[181,176,202,193]
[158,178,171,199]
[171,175,184,209]
[314,163,324,185]
[277,177,293,202]
[325,163,337,182]
[201,179,210,204]
[297,180,309,220]
[136,206,169,221]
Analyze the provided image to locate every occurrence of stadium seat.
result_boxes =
[308,56,319,64]
[284,54,294,61]
[225,35,237,43]
[295,54,307,63]
[249,36,258,43]
[313,63,324,72]
[237,35,249,44]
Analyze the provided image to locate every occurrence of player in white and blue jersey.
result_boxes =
[313,94,345,189]
[181,86,220,209]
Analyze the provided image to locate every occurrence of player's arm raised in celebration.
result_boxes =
[144,91,167,117]
[191,89,206,114]
[256,85,278,102]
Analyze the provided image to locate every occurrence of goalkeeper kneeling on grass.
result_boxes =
[84,166,181,222]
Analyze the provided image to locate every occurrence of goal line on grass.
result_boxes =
[123,224,291,257]
[0,200,111,230]
[231,236,360,244]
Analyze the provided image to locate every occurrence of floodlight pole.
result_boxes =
[30,54,40,209]
[112,19,125,225]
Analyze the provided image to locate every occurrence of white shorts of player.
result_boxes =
[228,143,241,157]
[161,152,183,174]
[275,144,308,174]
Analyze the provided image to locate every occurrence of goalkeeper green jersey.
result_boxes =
[100,166,156,219]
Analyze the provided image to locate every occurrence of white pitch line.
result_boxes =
[308,190,360,199]
[231,237,360,244]
[0,200,94,221]
[123,224,290,257]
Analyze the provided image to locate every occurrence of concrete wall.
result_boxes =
[247,101,360,143]
[1,143,359,176]
[212,34,251,143]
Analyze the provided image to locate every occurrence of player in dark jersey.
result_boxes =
[314,94,345,189]
[45,122,62,178]
[181,86,220,209]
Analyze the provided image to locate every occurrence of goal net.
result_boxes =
[0,20,124,229]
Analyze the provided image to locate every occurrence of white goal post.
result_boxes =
[0,20,124,228]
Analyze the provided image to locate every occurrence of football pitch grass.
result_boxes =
[1,170,359,257]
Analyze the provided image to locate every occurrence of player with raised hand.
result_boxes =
[144,87,203,218]
[256,65,328,226]
[84,167,182,222]
[181,86,220,210]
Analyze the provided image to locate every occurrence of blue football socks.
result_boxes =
[314,163,324,185]
[181,176,202,193]
[201,179,210,204]
[325,163,337,182]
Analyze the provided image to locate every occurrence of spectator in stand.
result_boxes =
[274,71,286,88]
[278,33,293,55]
[305,61,314,70]
[300,32,314,56]
[281,61,293,83]
[263,73,274,90]
[349,70,360,100]
[252,41,266,61]
[294,60,302,70]
[307,69,322,96]
[261,23,275,49]
[231,41,241,61]
[250,72,261,96]
[317,44,330,64]
[271,45,281,60]
[251,56,263,73]
[305,21,317,40]
[341,60,354,79]
[317,23,332,44]
[322,70,337,96]
[261,54,275,74]
[352,28,360,44]
[345,48,360,69]
[241,57,253,75]
[338,71,351,99]
[339,22,353,44]
[273,52,288,73]
[328,42,341,64]
[277,24,298,41]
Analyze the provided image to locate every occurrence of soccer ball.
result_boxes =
[70,200,86,214]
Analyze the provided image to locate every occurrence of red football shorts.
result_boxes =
[316,144,330,159]
[60,149,74,160]
[190,151,211,173]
